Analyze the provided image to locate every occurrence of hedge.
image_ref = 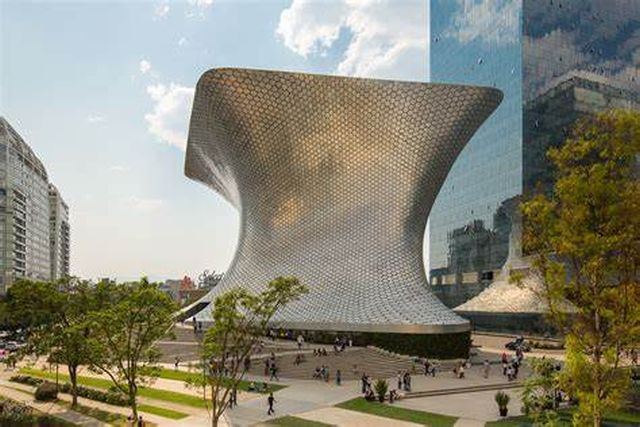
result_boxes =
[10,375,129,406]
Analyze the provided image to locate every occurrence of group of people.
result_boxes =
[452,360,471,379]
[360,373,373,399]
[423,359,437,376]
[502,350,524,381]
[397,370,412,391]
[332,336,352,353]
[312,364,332,382]
[312,347,329,357]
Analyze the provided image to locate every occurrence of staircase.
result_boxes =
[246,347,416,381]
[404,381,522,399]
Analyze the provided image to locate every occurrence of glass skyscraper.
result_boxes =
[428,0,640,307]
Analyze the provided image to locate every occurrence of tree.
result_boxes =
[187,276,307,427]
[86,278,177,419]
[519,110,640,426]
[521,357,561,426]
[4,278,99,408]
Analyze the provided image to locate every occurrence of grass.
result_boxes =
[485,409,640,426]
[20,367,207,409]
[138,404,189,420]
[335,397,458,427]
[264,415,332,426]
[156,367,287,393]
[59,400,131,425]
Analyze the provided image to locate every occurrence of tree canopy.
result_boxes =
[520,109,640,426]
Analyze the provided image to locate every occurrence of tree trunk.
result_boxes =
[129,382,138,420]
[68,365,78,408]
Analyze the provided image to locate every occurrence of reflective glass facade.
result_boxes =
[429,0,640,304]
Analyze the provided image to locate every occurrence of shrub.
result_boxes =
[495,391,510,409]
[10,375,128,407]
[0,397,34,424]
[34,381,58,401]
[374,379,388,403]
[9,375,43,387]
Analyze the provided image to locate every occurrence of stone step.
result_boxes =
[404,381,522,399]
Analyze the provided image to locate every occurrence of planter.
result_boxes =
[499,407,508,417]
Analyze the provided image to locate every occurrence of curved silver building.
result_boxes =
[185,68,501,339]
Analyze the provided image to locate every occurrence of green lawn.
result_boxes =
[59,400,132,426]
[20,367,206,409]
[156,367,287,393]
[138,403,189,419]
[264,415,332,426]
[336,397,458,427]
[486,409,640,426]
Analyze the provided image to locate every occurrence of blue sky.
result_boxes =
[0,0,429,281]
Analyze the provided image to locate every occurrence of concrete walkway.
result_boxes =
[296,407,422,427]
[0,382,107,426]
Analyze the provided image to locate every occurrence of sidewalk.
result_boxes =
[296,407,422,427]
[0,382,107,426]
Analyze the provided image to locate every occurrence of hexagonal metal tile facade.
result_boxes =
[185,68,502,334]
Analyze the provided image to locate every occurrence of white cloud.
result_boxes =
[178,36,188,47]
[276,0,428,81]
[87,114,105,123]
[187,0,213,16]
[154,2,170,18]
[444,0,519,46]
[126,196,164,213]
[193,0,213,8]
[110,165,129,172]
[139,59,152,74]
[144,83,195,150]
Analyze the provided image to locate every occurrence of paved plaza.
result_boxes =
[0,332,555,426]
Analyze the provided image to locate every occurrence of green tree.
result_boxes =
[4,278,98,408]
[519,110,640,426]
[86,278,177,419]
[187,276,307,427]
[521,357,561,426]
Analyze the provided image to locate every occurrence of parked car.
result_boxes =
[6,341,22,352]
[505,336,531,352]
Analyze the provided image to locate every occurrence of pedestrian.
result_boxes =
[483,359,490,379]
[244,356,251,373]
[361,373,368,394]
[229,386,238,408]
[336,369,341,386]
[137,415,144,426]
[397,371,402,390]
[297,334,304,350]
[267,392,275,415]
[174,356,181,370]
[264,358,270,376]
[270,364,279,381]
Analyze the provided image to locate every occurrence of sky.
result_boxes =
[0,0,430,282]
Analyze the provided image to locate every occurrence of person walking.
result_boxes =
[270,364,279,381]
[483,359,490,379]
[267,392,276,415]
[397,371,403,390]
[229,386,238,409]
[336,369,341,386]
[361,373,368,394]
